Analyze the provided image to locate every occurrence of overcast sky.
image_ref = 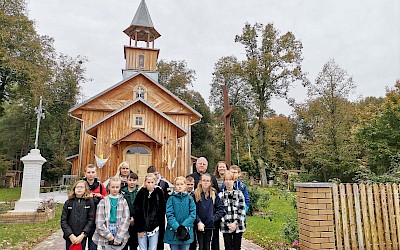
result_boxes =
[27,0,400,115]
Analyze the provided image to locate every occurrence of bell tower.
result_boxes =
[122,0,160,80]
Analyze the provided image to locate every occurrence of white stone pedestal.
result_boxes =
[14,149,46,212]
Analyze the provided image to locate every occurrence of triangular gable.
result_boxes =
[69,72,202,123]
[111,129,162,146]
[85,98,187,137]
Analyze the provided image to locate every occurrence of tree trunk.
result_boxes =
[258,158,268,187]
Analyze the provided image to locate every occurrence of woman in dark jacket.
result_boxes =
[61,180,95,250]
[194,174,225,250]
[134,173,166,250]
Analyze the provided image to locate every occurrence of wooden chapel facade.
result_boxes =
[68,0,202,183]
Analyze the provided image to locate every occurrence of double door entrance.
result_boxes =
[123,144,152,185]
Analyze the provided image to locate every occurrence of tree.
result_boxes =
[0,0,86,183]
[157,59,222,166]
[264,115,300,170]
[210,56,254,117]
[354,80,400,176]
[295,59,358,181]
[157,59,195,98]
[234,23,308,186]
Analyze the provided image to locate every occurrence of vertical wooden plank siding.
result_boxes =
[346,184,357,249]
[360,184,371,250]
[379,184,391,249]
[373,184,385,250]
[340,184,351,249]
[333,183,343,250]
[393,184,400,247]
[386,183,398,250]
[304,183,400,250]
[367,184,379,250]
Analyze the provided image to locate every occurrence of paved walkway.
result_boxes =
[33,230,263,250]
[33,191,264,250]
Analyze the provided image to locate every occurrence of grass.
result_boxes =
[0,203,63,250]
[0,187,21,201]
[0,188,63,250]
[244,188,297,249]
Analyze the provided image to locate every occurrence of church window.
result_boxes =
[136,86,146,99]
[133,114,145,128]
[138,54,145,68]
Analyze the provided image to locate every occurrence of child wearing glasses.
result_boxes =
[61,180,95,250]
[194,174,225,250]
[93,177,130,249]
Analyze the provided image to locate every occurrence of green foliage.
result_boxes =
[0,203,63,249]
[0,0,86,183]
[245,188,298,248]
[157,59,222,164]
[239,154,258,178]
[157,59,195,97]
[247,187,272,216]
[354,80,400,176]
[282,214,299,243]
[0,187,21,201]
[295,59,358,181]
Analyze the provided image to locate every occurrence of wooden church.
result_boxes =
[68,0,202,183]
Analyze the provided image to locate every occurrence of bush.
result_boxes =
[248,187,271,215]
[282,214,299,244]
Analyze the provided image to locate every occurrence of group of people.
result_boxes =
[60,157,251,250]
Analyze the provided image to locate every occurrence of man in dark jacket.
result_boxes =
[189,157,219,192]
[189,157,221,250]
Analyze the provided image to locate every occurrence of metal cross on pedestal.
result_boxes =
[34,96,45,149]
[217,85,235,166]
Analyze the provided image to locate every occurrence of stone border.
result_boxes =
[294,182,333,188]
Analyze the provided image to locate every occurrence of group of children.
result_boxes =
[61,162,249,250]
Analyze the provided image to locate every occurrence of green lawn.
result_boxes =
[0,188,63,250]
[244,188,297,249]
[0,204,63,250]
[0,187,21,201]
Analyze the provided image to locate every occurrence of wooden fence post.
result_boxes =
[295,182,335,250]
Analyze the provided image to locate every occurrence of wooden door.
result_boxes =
[124,144,152,185]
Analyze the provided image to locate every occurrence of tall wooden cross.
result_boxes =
[34,96,45,149]
[217,85,235,166]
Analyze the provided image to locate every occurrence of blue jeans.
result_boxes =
[138,231,159,250]
[170,244,190,250]
[65,238,87,250]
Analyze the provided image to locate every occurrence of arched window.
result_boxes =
[136,86,145,99]
[126,146,149,154]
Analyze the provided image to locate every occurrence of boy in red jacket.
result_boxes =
[83,164,107,250]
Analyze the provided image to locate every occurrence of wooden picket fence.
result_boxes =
[333,183,400,250]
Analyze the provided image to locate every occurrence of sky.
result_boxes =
[27,0,400,115]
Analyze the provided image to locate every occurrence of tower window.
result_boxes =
[138,54,145,68]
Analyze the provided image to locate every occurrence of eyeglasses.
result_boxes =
[75,186,85,190]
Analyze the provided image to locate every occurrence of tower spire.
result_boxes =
[123,0,160,48]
